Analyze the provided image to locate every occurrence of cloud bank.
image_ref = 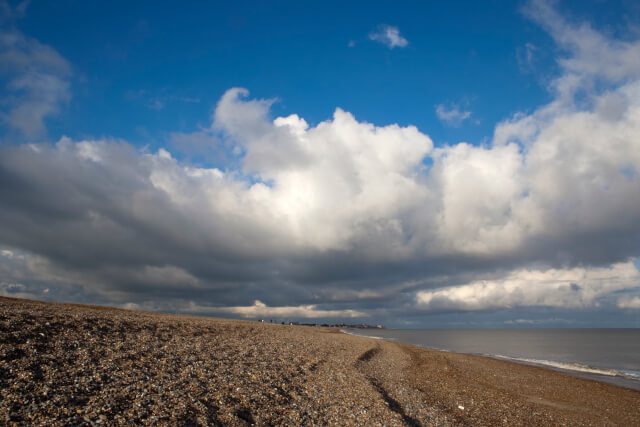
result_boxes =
[1,0,640,324]
[417,262,640,312]
[206,300,367,319]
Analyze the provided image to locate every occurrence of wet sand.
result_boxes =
[1,297,638,426]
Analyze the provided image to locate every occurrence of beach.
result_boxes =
[1,297,639,426]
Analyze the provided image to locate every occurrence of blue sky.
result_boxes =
[1,0,640,327]
[10,0,560,147]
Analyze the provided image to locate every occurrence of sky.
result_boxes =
[1,0,640,328]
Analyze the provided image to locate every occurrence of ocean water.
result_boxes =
[345,328,640,390]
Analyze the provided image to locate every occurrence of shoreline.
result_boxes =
[490,354,640,392]
[2,296,639,425]
[343,328,640,392]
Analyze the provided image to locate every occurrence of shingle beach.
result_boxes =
[1,297,639,426]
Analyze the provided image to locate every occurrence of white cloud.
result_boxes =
[416,261,640,311]
[505,319,535,324]
[618,296,640,309]
[189,300,367,319]
[0,30,71,138]
[1,249,14,258]
[368,25,408,49]
[121,302,142,311]
[504,318,570,325]
[435,104,472,127]
[525,0,640,86]
[516,42,538,72]
[430,141,525,254]
[204,87,433,254]
[0,0,30,23]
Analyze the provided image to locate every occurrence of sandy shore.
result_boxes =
[1,297,638,426]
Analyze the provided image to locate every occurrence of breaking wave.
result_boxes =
[491,355,640,381]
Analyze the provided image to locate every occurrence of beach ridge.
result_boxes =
[1,297,638,426]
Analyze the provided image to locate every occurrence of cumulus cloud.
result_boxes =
[368,25,408,49]
[0,90,435,315]
[435,104,472,127]
[417,262,640,312]
[0,91,433,258]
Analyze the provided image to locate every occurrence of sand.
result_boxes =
[1,296,638,426]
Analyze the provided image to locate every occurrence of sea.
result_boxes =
[344,328,640,391]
